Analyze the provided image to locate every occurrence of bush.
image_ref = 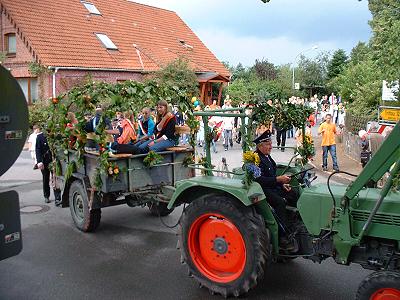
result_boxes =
[28,100,52,130]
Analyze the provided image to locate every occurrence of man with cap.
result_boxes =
[253,130,298,250]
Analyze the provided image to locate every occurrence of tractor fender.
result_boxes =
[167,177,265,209]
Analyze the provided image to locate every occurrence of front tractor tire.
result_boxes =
[356,271,400,300]
[178,195,270,298]
[69,181,101,232]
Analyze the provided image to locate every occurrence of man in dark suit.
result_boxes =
[35,127,61,205]
[254,130,298,250]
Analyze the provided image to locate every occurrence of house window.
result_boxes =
[16,78,38,104]
[95,33,118,50]
[5,33,16,55]
[82,2,101,15]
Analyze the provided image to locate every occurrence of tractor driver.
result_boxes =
[253,130,298,251]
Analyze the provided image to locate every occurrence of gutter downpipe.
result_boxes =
[52,67,59,99]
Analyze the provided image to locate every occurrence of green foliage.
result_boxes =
[28,101,52,129]
[0,51,6,64]
[65,161,77,182]
[350,42,369,65]
[331,0,400,115]
[327,49,348,81]
[227,78,289,106]
[253,59,277,81]
[369,0,400,83]
[28,62,49,77]
[143,151,164,168]
[296,52,329,95]
[230,63,255,82]
[276,64,296,98]
[330,56,382,115]
[296,135,315,165]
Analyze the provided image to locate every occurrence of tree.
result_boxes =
[350,42,369,65]
[327,49,348,81]
[330,55,382,114]
[230,63,255,81]
[252,59,277,81]
[297,52,329,96]
[369,0,400,84]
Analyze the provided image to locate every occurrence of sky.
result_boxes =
[132,0,372,67]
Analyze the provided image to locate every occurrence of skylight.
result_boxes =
[95,33,118,50]
[82,2,101,15]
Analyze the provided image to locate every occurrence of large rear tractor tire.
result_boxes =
[148,202,174,217]
[69,181,101,232]
[356,271,400,300]
[178,195,270,298]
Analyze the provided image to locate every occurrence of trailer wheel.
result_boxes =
[69,181,101,232]
[147,202,174,217]
[179,195,270,298]
[356,271,400,300]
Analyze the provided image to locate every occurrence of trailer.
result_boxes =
[56,147,194,232]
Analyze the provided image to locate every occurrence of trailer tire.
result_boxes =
[69,181,101,232]
[356,271,400,300]
[148,202,174,217]
[179,195,270,298]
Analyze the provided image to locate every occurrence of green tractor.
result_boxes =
[167,108,400,299]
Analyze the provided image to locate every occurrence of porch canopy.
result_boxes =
[196,72,230,106]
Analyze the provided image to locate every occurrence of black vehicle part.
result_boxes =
[69,181,101,232]
[348,238,399,272]
[356,271,400,300]
[147,202,174,217]
[178,195,270,298]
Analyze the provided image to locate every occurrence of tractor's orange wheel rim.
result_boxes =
[371,288,400,300]
[188,213,246,283]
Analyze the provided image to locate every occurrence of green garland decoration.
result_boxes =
[143,151,164,168]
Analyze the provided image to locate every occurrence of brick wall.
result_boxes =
[1,8,34,78]
[50,69,144,98]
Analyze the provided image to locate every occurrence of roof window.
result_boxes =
[82,2,101,15]
[179,39,193,50]
[95,33,118,50]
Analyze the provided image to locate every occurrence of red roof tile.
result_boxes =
[0,0,230,77]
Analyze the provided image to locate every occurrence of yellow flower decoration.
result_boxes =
[243,151,260,166]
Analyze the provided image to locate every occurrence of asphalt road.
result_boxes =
[0,147,371,300]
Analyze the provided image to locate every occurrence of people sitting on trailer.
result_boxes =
[83,105,112,151]
[84,105,112,133]
[134,107,155,147]
[115,111,136,145]
[134,100,177,153]
[253,130,298,251]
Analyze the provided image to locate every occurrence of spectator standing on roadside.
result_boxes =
[337,103,346,127]
[35,127,61,205]
[222,114,234,151]
[28,125,40,169]
[368,122,384,156]
[318,114,339,171]
[276,124,287,152]
[359,130,370,168]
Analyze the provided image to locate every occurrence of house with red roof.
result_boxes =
[0,0,230,105]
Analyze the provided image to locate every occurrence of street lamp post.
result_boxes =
[292,45,319,90]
